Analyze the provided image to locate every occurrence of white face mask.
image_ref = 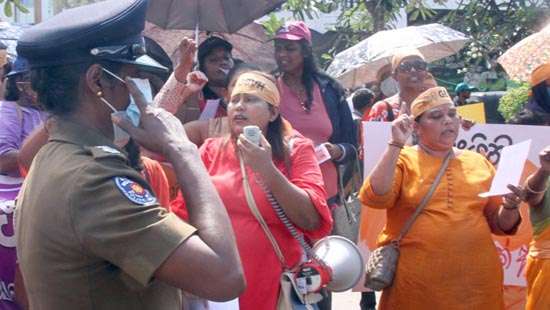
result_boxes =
[99,68,153,147]
[380,77,399,97]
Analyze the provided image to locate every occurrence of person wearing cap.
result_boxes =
[199,71,332,309]
[453,82,478,106]
[0,56,46,177]
[525,63,550,114]
[155,36,234,125]
[360,86,522,309]
[273,21,356,207]
[14,1,244,309]
[364,48,433,122]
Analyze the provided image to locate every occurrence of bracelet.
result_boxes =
[388,141,404,149]
[525,176,547,194]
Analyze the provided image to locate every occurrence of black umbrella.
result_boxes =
[146,0,285,33]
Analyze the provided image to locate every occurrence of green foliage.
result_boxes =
[264,0,549,71]
[263,13,285,38]
[444,0,547,70]
[52,0,105,15]
[0,0,29,17]
[498,83,530,121]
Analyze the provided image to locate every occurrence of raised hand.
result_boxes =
[113,78,191,156]
[185,71,208,94]
[324,143,343,160]
[237,133,274,176]
[503,184,526,209]
[390,114,414,145]
[174,38,197,83]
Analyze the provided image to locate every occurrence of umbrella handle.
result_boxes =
[194,22,199,64]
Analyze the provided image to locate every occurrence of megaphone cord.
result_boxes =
[258,180,328,268]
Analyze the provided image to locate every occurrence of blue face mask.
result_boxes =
[99,68,153,147]
[546,87,550,98]
[124,78,153,127]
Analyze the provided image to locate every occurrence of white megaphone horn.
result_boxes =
[313,235,365,292]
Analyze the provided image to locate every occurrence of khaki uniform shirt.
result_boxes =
[15,119,196,309]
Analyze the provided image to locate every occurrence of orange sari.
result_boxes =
[360,148,515,310]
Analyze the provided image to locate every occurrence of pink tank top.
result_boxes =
[277,78,338,199]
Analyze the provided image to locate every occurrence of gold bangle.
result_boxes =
[525,176,547,194]
[388,141,404,149]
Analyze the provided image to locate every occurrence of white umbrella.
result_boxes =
[327,23,469,89]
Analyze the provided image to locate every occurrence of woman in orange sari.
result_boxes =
[522,145,550,309]
[360,86,522,309]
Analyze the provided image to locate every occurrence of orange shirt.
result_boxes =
[141,157,170,209]
[360,148,511,310]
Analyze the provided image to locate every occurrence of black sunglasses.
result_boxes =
[398,60,428,73]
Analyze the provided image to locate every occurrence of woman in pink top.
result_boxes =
[273,21,357,206]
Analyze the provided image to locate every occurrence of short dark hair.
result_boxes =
[352,88,375,111]
[4,76,20,101]
[30,61,123,116]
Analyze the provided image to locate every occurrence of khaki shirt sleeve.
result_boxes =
[69,158,196,286]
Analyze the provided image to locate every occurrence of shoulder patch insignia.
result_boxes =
[114,177,157,205]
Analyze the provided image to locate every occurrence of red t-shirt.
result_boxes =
[173,133,332,309]
[363,94,401,122]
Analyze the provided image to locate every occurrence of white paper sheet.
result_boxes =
[199,99,221,120]
[479,139,532,197]
[315,144,332,164]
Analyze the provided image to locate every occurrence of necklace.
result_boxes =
[282,75,310,112]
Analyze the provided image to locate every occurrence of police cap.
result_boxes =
[16,0,167,73]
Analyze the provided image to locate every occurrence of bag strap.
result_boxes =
[239,155,287,267]
[337,145,362,222]
[394,150,452,244]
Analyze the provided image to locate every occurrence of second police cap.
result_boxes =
[16,0,167,73]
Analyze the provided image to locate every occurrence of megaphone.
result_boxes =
[313,236,364,292]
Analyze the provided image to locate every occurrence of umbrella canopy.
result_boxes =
[497,23,550,82]
[144,21,276,71]
[327,23,469,89]
[146,0,285,32]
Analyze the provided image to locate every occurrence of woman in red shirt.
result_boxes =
[199,71,332,309]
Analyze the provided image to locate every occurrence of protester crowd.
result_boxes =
[0,0,548,309]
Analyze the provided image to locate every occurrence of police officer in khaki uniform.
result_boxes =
[14,1,244,309]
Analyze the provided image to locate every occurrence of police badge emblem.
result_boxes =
[114,177,157,205]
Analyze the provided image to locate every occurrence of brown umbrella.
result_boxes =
[144,21,276,71]
[498,23,550,82]
[146,0,285,33]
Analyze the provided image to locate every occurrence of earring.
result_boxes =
[97,91,103,97]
